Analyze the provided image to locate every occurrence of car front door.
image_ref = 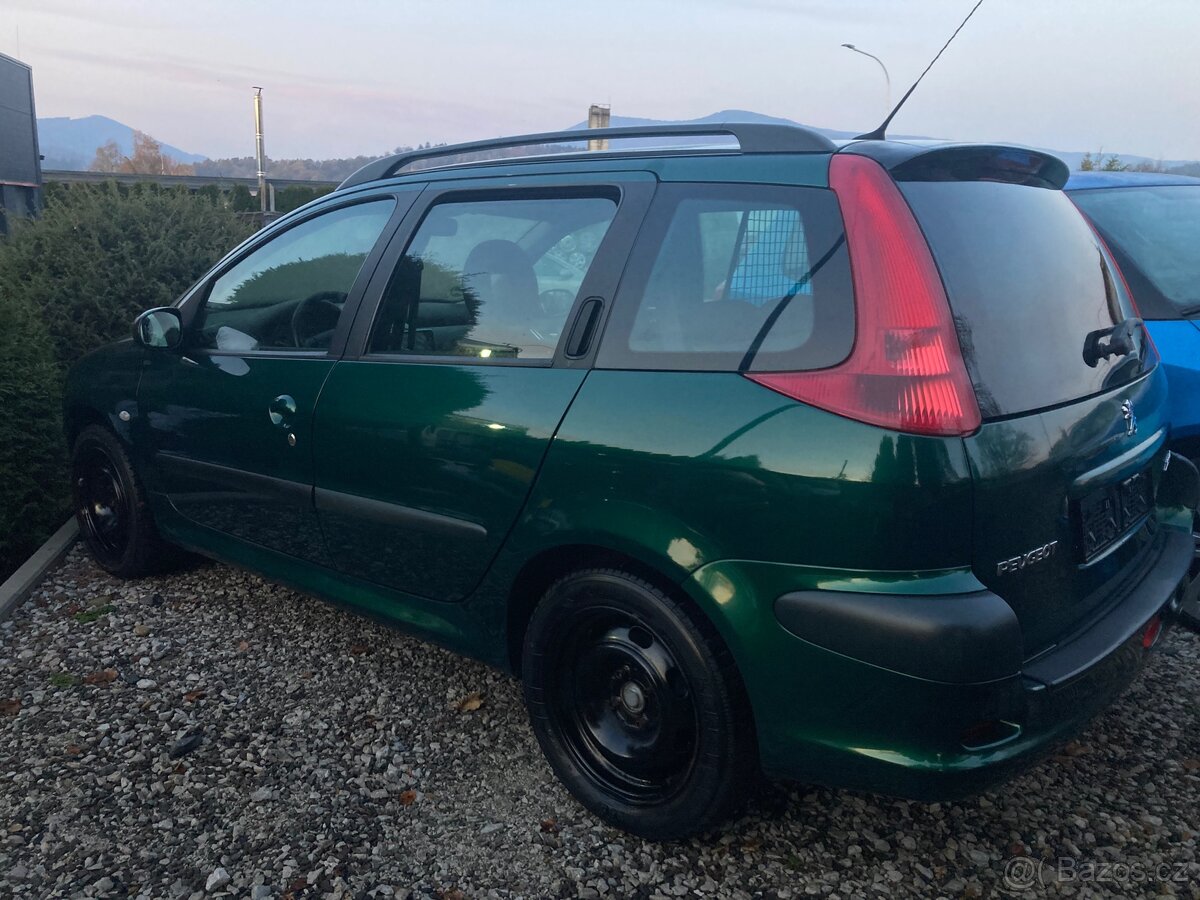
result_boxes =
[137,193,411,562]
[312,174,654,600]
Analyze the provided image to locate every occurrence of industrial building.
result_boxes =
[0,52,41,232]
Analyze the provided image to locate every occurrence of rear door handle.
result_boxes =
[268,394,297,428]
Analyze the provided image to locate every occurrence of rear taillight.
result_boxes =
[745,154,981,437]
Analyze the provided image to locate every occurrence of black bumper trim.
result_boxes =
[1023,527,1192,688]
[773,587,1022,684]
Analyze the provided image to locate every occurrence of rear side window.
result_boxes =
[597,183,854,372]
[901,181,1151,418]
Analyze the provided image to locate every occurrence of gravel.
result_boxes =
[0,547,1198,898]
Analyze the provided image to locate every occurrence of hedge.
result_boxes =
[0,183,256,581]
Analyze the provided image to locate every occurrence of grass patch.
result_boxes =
[49,673,77,689]
[74,604,114,624]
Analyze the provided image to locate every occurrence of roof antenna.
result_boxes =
[855,0,985,141]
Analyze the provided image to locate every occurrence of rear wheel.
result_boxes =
[522,568,756,840]
[72,425,173,578]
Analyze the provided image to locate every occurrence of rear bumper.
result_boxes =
[687,525,1195,801]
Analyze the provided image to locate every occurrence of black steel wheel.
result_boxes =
[553,607,700,806]
[75,442,130,563]
[523,568,756,840]
[71,425,172,578]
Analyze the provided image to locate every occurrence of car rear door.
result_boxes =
[312,172,655,600]
[895,160,1168,657]
[137,193,412,562]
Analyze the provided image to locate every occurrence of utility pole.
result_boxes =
[587,104,611,152]
[252,87,267,215]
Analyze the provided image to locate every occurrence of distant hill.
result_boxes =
[569,109,1197,173]
[37,116,206,171]
[37,109,1198,176]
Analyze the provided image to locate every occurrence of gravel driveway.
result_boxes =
[0,548,1198,899]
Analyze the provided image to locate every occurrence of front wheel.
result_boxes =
[522,569,756,840]
[72,425,173,578]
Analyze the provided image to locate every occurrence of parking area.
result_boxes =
[0,548,1197,898]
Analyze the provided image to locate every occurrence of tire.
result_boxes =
[522,568,756,840]
[71,425,173,578]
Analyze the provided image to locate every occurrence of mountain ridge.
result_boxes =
[37,115,207,171]
[36,109,1198,175]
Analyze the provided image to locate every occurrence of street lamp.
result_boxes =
[842,43,891,113]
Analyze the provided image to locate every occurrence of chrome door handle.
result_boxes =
[268,394,297,428]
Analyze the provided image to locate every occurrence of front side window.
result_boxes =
[369,195,617,360]
[596,183,854,372]
[195,200,395,352]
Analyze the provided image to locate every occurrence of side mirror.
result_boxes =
[133,307,183,349]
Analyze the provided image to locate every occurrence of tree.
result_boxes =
[89,131,195,176]
[91,139,124,173]
[1080,151,1130,172]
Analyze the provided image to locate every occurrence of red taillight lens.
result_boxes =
[745,154,981,437]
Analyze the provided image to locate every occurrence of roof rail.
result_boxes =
[337,122,836,190]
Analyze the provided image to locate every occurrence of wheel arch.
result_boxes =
[65,404,121,448]
[503,540,743,691]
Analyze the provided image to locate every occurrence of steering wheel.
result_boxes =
[539,289,576,316]
[291,291,345,349]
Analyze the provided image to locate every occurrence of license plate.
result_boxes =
[1077,469,1153,562]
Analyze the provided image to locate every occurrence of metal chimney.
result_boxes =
[587,104,611,152]
[252,87,267,214]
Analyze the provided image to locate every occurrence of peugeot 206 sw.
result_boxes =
[65,124,1200,839]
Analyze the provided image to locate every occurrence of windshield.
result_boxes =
[1069,185,1200,319]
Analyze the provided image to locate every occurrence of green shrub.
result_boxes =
[0,182,256,368]
[0,293,66,578]
[0,182,255,580]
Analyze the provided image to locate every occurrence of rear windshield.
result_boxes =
[597,183,854,372]
[1068,185,1200,320]
[901,181,1152,419]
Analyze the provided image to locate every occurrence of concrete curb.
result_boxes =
[0,518,78,621]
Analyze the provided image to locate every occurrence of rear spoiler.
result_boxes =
[840,142,1070,190]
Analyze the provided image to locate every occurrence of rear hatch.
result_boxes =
[890,148,1166,657]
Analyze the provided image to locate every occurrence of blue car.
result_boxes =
[1066,171,1200,563]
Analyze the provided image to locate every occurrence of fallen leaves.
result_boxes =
[349,643,371,656]
[235,640,250,653]
[83,669,118,685]
[183,689,207,703]
[65,744,83,757]
[455,692,483,713]
[539,817,559,834]
[0,699,20,716]
[399,789,418,806]
[73,604,114,624]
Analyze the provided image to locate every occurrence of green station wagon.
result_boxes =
[65,124,1200,839]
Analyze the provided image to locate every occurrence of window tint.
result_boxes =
[369,196,616,360]
[1069,185,1200,320]
[900,181,1150,418]
[195,200,394,352]
[597,183,854,372]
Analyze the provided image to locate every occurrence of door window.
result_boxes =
[195,200,395,352]
[369,195,617,360]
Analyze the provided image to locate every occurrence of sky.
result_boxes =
[2,0,1199,163]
